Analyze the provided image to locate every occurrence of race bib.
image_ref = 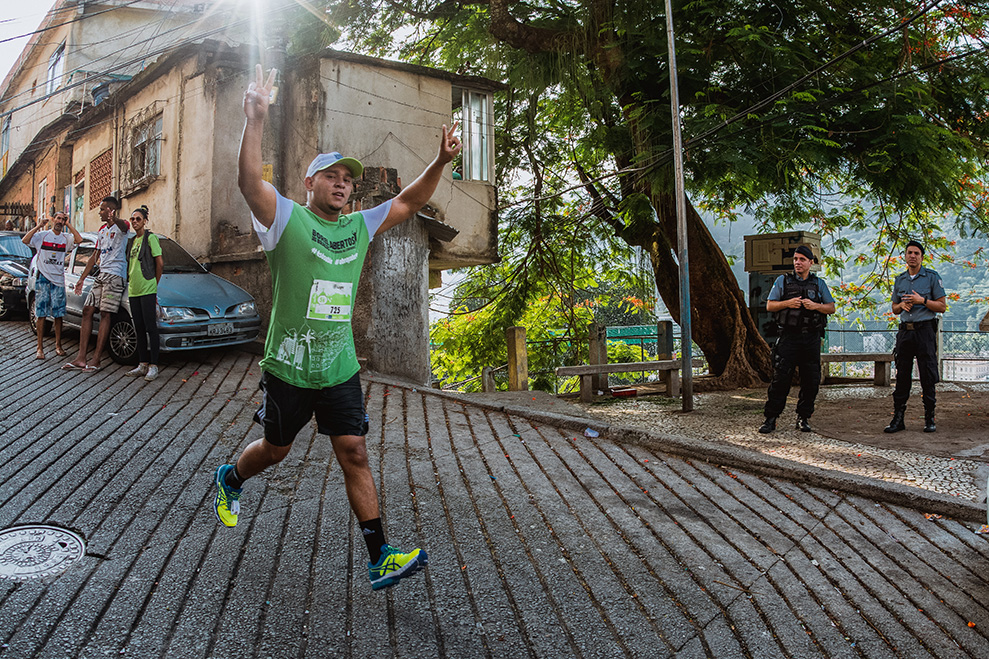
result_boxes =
[307,279,352,322]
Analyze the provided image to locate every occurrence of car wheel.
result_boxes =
[0,295,11,321]
[108,314,140,365]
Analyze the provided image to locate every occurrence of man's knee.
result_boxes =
[260,439,292,465]
[334,436,370,470]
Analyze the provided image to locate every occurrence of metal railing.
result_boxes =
[826,319,989,381]
[432,319,989,392]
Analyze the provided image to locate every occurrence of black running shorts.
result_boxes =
[253,371,369,446]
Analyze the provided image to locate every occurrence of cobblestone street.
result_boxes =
[2,320,989,658]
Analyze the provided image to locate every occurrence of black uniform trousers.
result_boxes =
[892,321,938,413]
[764,332,822,420]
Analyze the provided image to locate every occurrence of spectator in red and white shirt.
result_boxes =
[23,212,82,359]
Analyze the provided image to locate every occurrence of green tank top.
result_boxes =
[259,202,372,389]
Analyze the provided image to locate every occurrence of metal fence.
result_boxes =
[432,319,989,393]
[826,319,989,382]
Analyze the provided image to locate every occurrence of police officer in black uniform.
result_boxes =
[759,245,835,433]
[884,240,946,433]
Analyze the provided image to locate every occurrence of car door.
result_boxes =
[63,243,96,326]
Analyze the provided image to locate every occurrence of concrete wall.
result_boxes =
[430,179,498,268]
[356,213,432,383]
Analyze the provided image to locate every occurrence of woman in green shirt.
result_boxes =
[124,205,163,381]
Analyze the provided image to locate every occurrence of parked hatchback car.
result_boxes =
[0,230,30,321]
[27,231,262,364]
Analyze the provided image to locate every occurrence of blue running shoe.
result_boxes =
[214,464,242,527]
[368,544,428,590]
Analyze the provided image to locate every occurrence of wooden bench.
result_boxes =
[556,360,703,402]
[820,352,894,386]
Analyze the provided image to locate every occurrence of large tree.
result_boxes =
[326,0,989,387]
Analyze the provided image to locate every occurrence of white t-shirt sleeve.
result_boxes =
[252,191,294,251]
[363,200,393,241]
[29,231,45,251]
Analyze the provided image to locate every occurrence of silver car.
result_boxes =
[27,232,262,364]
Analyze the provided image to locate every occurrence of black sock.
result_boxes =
[360,518,386,564]
[225,464,246,490]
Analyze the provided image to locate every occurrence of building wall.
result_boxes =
[0,22,73,169]
[280,55,497,267]
[66,119,114,230]
[1,2,227,183]
[115,65,182,231]
[4,42,500,384]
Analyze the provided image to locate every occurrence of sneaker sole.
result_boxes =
[370,551,428,591]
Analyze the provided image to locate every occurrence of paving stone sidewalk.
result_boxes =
[1,321,989,658]
[571,387,989,502]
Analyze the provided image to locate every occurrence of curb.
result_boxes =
[367,373,986,524]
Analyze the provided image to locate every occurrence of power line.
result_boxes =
[1,4,231,109]
[0,2,298,120]
[0,0,147,46]
[2,13,208,87]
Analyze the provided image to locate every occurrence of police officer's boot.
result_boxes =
[758,417,777,434]
[796,415,812,432]
[923,410,936,433]
[884,406,906,434]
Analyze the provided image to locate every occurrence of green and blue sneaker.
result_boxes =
[213,464,242,527]
[368,544,428,590]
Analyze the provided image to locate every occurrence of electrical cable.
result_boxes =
[0,0,147,45]
[1,3,235,109]
[0,1,301,120]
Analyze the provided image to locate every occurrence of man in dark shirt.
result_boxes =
[759,245,835,434]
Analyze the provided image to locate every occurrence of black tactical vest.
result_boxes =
[775,273,827,335]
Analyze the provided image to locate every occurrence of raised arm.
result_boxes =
[22,216,45,245]
[238,65,279,228]
[376,122,462,236]
[65,222,83,246]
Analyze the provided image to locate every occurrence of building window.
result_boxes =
[1,116,9,178]
[73,173,85,230]
[89,149,113,209]
[129,113,162,185]
[453,87,494,182]
[47,43,65,95]
[38,177,48,220]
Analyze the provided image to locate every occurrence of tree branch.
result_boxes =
[487,0,570,53]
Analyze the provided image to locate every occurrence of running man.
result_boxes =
[213,65,462,590]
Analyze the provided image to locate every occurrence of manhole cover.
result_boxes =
[0,525,85,582]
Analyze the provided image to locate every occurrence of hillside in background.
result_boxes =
[704,215,988,327]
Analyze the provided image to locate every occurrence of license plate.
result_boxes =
[208,322,234,336]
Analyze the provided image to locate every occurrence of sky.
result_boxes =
[0,1,54,85]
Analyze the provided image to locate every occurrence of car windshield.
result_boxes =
[159,238,206,273]
[0,235,32,259]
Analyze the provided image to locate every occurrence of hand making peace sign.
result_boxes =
[437,121,463,165]
[244,64,278,122]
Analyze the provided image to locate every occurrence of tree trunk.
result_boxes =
[486,0,774,388]
[640,188,773,389]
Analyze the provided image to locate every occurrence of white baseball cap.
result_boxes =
[306,152,363,179]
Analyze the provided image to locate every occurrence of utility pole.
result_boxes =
[664,0,694,412]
